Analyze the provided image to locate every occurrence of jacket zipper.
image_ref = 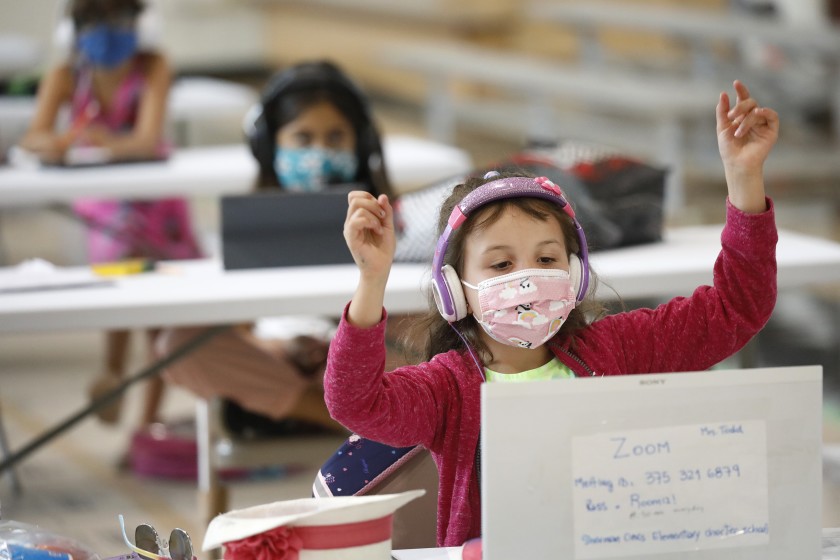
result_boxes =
[558,347,598,377]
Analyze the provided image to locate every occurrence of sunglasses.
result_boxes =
[118,515,194,560]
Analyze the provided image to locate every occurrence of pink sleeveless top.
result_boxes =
[71,58,201,263]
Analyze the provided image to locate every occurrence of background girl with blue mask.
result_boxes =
[246,61,392,197]
[20,0,170,164]
[19,0,202,428]
[153,61,395,447]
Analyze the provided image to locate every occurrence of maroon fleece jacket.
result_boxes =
[324,199,777,547]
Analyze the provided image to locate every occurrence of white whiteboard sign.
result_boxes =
[571,421,769,558]
[480,366,823,560]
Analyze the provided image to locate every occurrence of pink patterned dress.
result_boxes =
[70,59,202,263]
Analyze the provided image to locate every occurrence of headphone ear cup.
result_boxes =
[54,17,75,59]
[433,264,469,322]
[135,7,162,50]
[243,104,260,153]
[245,105,274,180]
[445,265,469,321]
[569,253,583,301]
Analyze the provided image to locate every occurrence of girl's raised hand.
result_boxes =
[343,191,396,279]
[716,80,779,173]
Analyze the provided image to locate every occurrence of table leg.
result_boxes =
[0,400,23,495]
[197,398,229,530]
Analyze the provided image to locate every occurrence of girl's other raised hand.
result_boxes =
[343,190,395,280]
[716,80,779,213]
[716,80,779,174]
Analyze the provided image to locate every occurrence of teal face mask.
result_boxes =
[274,147,358,191]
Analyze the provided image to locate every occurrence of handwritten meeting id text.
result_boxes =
[571,421,769,559]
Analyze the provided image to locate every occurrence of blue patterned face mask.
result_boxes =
[77,24,138,68]
[274,147,358,191]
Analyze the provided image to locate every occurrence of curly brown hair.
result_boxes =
[402,171,607,365]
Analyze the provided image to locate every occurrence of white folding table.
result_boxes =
[0,135,472,208]
[3,225,840,333]
[0,145,258,206]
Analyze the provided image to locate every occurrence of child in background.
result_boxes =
[324,80,779,546]
[18,0,202,426]
[155,61,393,436]
[246,60,391,196]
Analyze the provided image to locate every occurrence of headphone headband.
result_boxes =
[263,63,366,105]
[431,176,590,321]
[449,176,576,229]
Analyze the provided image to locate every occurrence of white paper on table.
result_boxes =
[0,259,113,294]
[571,420,769,559]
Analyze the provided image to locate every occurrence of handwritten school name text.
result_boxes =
[580,522,769,547]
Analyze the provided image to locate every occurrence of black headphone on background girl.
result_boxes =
[243,61,390,195]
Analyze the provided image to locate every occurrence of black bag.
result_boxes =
[392,141,668,262]
[499,142,668,251]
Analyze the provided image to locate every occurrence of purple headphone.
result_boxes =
[431,175,590,323]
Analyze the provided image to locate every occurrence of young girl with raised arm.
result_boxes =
[325,80,779,547]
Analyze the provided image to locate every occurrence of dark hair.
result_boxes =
[71,0,145,28]
[404,171,606,364]
[248,61,392,198]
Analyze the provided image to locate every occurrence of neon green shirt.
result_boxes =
[484,357,574,382]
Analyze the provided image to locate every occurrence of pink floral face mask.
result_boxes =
[462,268,577,349]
